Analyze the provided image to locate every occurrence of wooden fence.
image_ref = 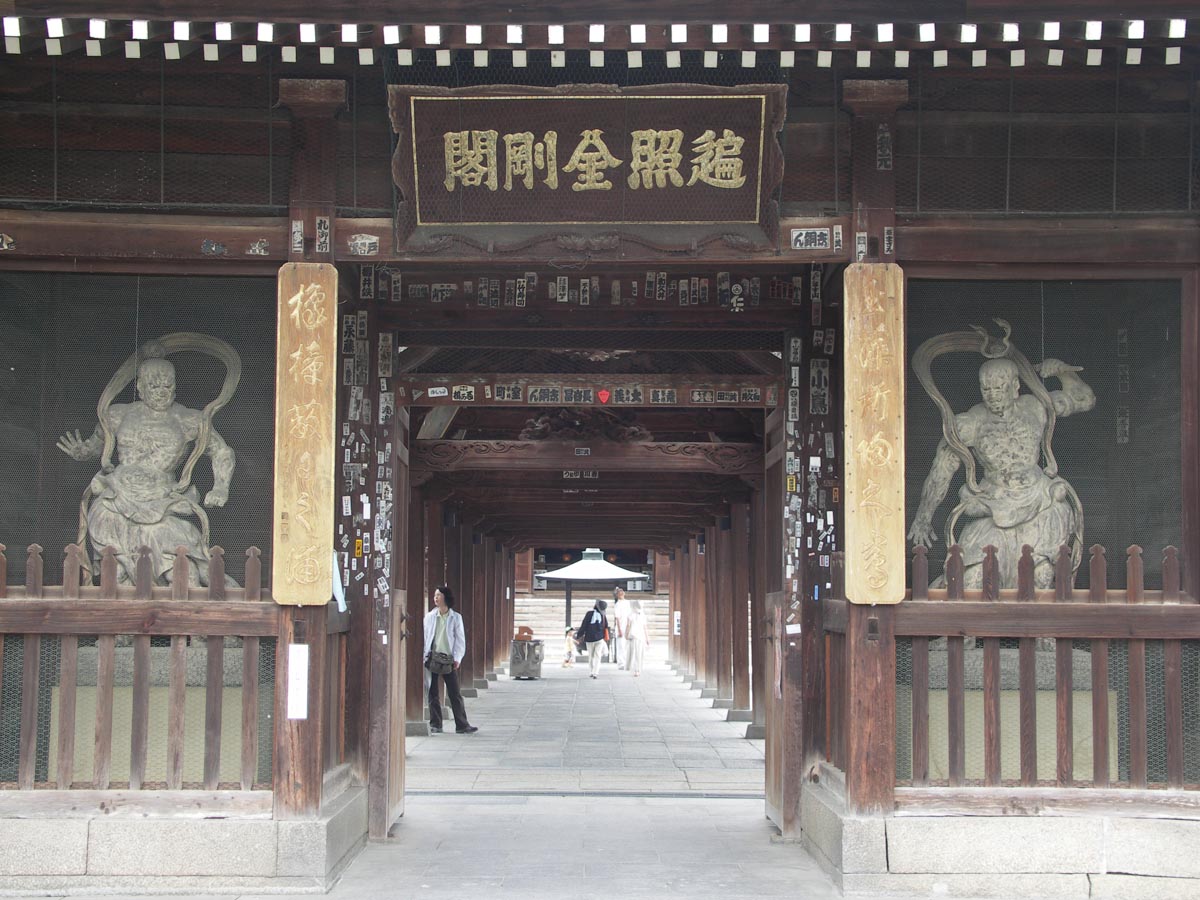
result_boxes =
[823,543,1200,810]
[0,542,281,792]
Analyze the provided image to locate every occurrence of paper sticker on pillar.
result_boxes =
[790,228,830,251]
[290,220,305,254]
[597,389,611,404]
[315,217,331,254]
[0,233,14,250]
[452,385,475,402]
[427,386,449,398]
[786,474,797,493]
[245,239,270,256]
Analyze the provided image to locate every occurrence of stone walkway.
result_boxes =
[407,648,764,795]
[43,651,843,899]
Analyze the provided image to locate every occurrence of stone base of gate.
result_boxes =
[799,762,1200,899]
[0,782,367,894]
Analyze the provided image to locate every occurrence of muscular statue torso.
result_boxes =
[958,396,1046,487]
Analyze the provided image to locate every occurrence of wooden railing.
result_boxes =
[823,543,1200,810]
[0,542,279,792]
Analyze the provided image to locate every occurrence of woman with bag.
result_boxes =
[422,586,478,734]
[577,599,609,679]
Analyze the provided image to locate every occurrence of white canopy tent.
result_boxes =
[541,548,647,627]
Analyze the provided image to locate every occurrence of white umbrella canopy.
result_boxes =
[542,548,646,582]
[540,548,646,629]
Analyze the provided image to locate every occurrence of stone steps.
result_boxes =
[514,592,671,643]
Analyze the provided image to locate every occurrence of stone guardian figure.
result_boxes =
[57,333,240,586]
[907,320,1096,590]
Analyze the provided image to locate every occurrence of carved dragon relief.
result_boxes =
[641,442,762,473]
[413,440,536,470]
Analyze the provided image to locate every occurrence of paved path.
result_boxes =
[407,649,764,794]
[53,651,843,899]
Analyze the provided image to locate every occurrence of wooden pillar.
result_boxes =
[487,537,502,671]
[730,501,752,718]
[425,498,445,598]
[840,79,908,815]
[713,517,735,706]
[748,488,767,737]
[690,534,709,691]
[405,486,426,732]
[666,546,679,667]
[470,530,489,689]
[272,78,345,821]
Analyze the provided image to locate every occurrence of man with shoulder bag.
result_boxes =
[422,585,478,734]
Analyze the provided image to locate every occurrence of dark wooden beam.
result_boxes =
[898,216,1200,266]
[400,374,779,409]
[17,1,1197,26]
[413,440,763,474]
[894,600,1200,639]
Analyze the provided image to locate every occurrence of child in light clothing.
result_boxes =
[562,627,577,667]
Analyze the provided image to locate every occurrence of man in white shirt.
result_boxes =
[612,586,632,670]
[421,585,478,734]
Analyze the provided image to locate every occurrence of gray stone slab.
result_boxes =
[1091,874,1200,899]
[1105,817,1200,878]
[87,820,278,876]
[0,818,88,875]
[886,816,1104,874]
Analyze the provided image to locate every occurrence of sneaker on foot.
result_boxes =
[456,725,479,734]
[429,726,443,734]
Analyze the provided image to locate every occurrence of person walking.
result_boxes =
[612,586,631,669]
[625,599,650,676]
[422,585,478,734]
[577,599,609,679]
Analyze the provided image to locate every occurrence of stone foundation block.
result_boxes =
[886,816,1104,874]
[1091,874,1200,899]
[87,819,277,876]
[0,820,88,876]
[842,872,1091,898]
[1105,817,1200,878]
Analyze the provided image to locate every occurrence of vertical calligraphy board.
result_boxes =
[843,263,906,605]
[272,263,338,605]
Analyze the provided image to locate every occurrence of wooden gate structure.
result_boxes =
[1,0,1200,894]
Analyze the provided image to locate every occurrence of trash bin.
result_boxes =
[509,639,544,680]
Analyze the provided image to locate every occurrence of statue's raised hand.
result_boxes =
[204,488,228,508]
[56,429,93,461]
[1037,359,1082,380]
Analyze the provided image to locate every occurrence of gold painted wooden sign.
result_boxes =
[843,263,906,605]
[272,263,338,606]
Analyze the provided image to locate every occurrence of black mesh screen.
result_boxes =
[905,279,1182,589]
[0,56,289,214]
[0,273,277,585]
[897,67,1197,214]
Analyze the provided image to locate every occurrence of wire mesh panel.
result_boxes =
[0,632,276,790]
[0,272,277,585]
[906,279,1182,590]
[1,56,288,213]
[897,66,1197,214]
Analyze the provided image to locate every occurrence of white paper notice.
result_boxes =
[287,643,309,720]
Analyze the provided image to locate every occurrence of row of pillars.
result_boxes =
[404,496,517,734]
[665,499,764,734]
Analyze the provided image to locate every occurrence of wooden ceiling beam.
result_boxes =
[17,2,1196,27]
[412,439,762,475]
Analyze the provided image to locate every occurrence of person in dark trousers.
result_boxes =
[422,585,478,734]
[577,599,609,679]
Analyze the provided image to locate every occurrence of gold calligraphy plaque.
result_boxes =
[844,263,905,605]
[272,263,338,606]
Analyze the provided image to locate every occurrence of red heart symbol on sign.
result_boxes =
[597,389,611,404]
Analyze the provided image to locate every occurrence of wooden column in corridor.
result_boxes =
[272,78,344,821]
[405,486,427,733]
[839,78,907,815]
[729,500,752,719]
[747,488,767,738]
[713,517,735,707]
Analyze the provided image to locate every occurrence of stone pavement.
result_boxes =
[33,651,843,899]
[406,647,765,794]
